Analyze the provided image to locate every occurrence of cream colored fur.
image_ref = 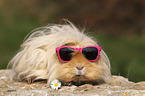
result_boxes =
[8,22,111,86]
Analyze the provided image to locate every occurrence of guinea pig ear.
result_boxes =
[100,50,111,70]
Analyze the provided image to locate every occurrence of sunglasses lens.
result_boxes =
[59,47,75,61]
[82,47,98,61]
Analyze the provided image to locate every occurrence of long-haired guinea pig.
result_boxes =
[8,21,111,86]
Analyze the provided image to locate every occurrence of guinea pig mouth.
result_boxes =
[76,70,83,76]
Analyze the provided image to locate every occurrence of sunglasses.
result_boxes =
[56,46,101,62]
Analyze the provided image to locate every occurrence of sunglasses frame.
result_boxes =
[56,46,101,62]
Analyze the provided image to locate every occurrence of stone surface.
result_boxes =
[0,70,145,96]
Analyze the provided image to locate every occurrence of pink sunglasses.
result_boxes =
[56,46,101,62]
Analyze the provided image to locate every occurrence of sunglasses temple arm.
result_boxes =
[100,50,111,70]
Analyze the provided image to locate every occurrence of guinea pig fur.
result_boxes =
[8,22,111,86]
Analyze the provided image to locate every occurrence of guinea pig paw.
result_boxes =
[27,78,32,83]
[27,78,35,84]
[64,82,73,86]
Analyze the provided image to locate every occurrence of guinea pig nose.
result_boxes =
[76,66,84,70]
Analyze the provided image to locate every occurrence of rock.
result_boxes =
[0,70,145,96]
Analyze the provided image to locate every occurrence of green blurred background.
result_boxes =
[0,0,145,82]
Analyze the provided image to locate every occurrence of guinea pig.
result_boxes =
[8,21,111,86]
